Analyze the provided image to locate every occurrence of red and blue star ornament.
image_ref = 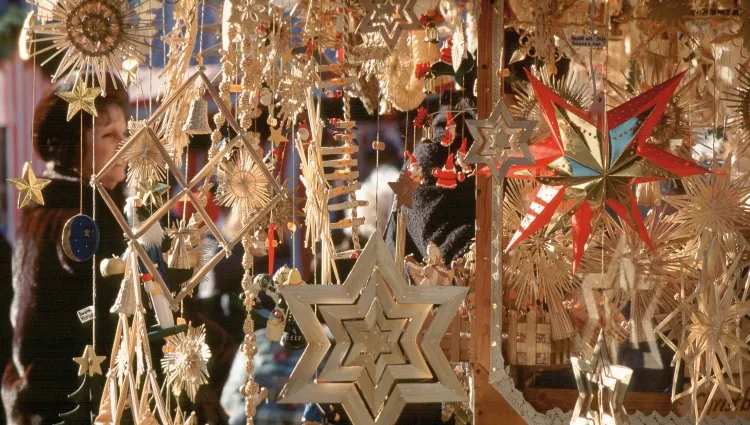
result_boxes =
[432,153,465,189]
[440,110,457,147]
[62,214,100,262]
[507,69,710,272]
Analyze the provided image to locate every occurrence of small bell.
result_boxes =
[182,97,212,135]
[423,73,436,95]
[280,308,307,350]
[421,125,434,143]
[424,25,439,43]
[266,308,286,342]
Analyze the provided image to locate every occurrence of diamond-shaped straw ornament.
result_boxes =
[92,67,283,307]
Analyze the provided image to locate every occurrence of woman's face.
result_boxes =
[84,104,127,190]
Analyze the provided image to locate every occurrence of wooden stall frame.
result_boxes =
[471,1,727,424]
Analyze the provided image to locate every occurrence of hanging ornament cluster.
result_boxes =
[15,0,750,422]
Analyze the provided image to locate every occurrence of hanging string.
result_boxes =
[197,0,206,58]
[92,114,97,350]
[375,94,381,232]
[80,104,84,214]
[405,110,409,154]
[30,44,36,163]
[588,0,597,94]
[292,118,297,267]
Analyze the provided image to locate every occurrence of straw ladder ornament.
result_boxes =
[318,62,367,262]
[297,82,367,284]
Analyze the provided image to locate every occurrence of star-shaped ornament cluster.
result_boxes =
[8,162,52,208]
[507,70,710,271]
[278,234,467,425]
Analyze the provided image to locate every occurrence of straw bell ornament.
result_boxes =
[423,73,437,94]
[182,97,212,135]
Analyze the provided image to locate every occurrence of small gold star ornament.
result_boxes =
[269,126,288,145]
[8,162,51,208]
[57,79,100,121]
[73,344,107,376]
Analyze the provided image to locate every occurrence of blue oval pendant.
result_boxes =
[62,214,100,262]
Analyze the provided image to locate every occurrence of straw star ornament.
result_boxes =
[161,324,211,401]
[29,0,159,94]
[656,257,750,421]
[665,160,750,272]
[218,151,271,218]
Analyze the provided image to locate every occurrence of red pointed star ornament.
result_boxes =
[507,69,709,272]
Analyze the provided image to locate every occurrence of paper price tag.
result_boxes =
[571,34,607,48]
[77,306,95,324]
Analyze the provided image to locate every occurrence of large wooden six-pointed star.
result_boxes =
[507,70,709,271]
[278,234,467,425]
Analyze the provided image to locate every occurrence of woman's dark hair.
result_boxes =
[33,74,129,170]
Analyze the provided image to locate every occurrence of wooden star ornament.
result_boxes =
[269,126,288,145]
[73,344,107,377]
[388,173,419,209]
[57,79,100,121]
[571,332,633,425]
[277,234,467,425]
[8,162,51,208]
[465,100,536,183]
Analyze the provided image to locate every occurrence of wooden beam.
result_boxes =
[473,0,525,423]
[474,365,527,425]
[522,388,675,417]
